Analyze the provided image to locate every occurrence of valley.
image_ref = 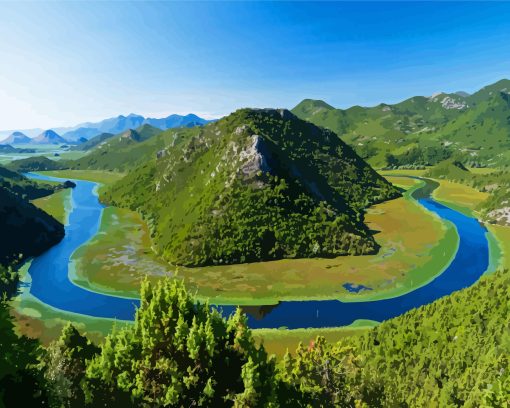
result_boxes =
[2,91,509,408]
[3,4,510,405]
[5,101,508,341]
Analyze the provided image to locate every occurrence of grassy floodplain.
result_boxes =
[431,179,489,216]
[488,224,510,271]
[39,169,125,194]
[69,174,456,306]
[253,320,377,357]
[70,206,171,298]
[31,188,72,224]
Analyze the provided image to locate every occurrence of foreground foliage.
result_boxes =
[1,268,509,406]
[83,279,277,407]
[0,301,48,408]
[342,268,510,406]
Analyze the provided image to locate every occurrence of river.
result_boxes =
[24,173,489,328]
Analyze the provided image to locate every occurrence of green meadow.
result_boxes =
[31,188,72,224]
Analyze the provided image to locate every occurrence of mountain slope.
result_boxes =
[61,127,104,142]
[102,108,400,267]
[70,125,165,172]
[0,165,56,199]
[81,113,145,134]
[426,82,510,165]
[292,79,510,167]
[32,130,67,145]
[0,188,64,265]
[0,131,31,144]
[70,132,115,151]
[144,113,211,129]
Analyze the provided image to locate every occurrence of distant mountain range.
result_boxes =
[0,113,213,145]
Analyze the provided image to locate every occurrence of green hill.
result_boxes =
[102,108,400,267]
[0,188,64,266]
[428,81,510,166]
[69,124,165,172]
[424,158,470,180]
[7,156,66,172]
[292,79,510,167]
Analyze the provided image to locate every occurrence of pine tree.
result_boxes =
[83,278,277,407]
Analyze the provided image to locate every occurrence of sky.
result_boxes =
[0,1,510,130]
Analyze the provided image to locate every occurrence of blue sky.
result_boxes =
[0,1,510,130]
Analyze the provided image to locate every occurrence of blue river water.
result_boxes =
[24,173,489,328]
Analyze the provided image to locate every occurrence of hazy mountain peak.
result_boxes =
[32,129,67,144]
[0,131,31,144]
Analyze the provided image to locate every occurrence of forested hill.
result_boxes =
[101,108,400,266]
[0,166,64,267]
[292,78,510,168]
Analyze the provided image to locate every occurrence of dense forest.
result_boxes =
[1,265,508,407]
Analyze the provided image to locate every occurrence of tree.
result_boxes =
[277,336,359,407]
[41,323,100,407]
[0,301,48,407]
[83,278,277,407]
